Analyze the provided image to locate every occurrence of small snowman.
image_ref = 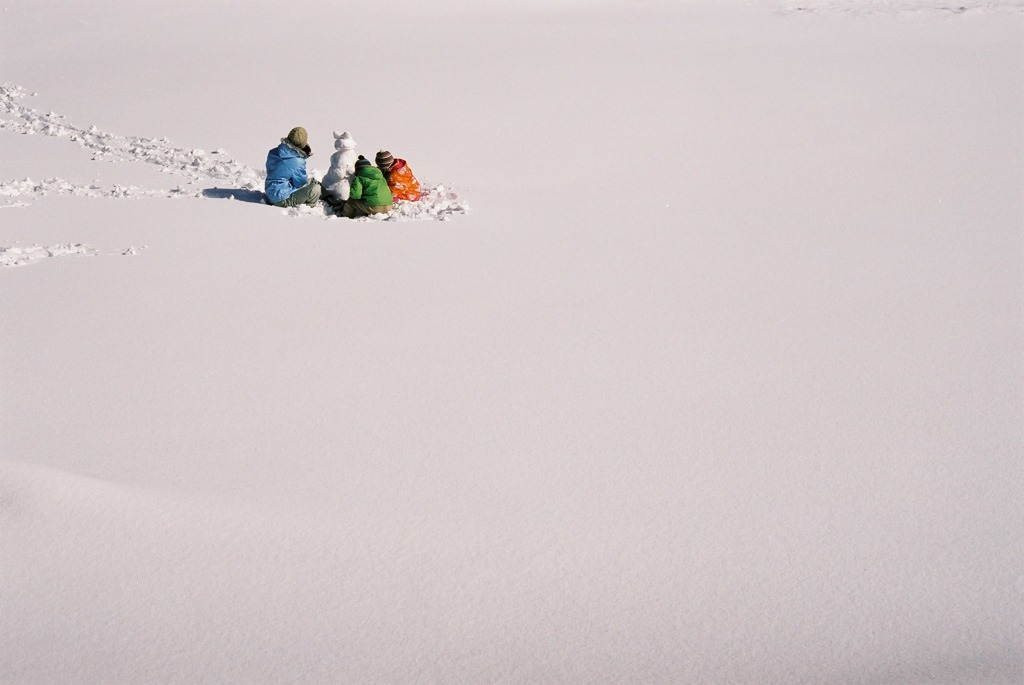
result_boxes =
[321,131,358,206]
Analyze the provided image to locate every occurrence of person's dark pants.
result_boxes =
[342,198,392,218]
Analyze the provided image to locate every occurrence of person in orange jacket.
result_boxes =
[375,150,422,202]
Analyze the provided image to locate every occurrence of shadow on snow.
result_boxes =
[201,188,266,204]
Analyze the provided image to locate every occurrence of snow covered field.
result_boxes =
[1,0,1022,682]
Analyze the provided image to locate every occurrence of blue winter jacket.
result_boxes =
[265,142,310,204]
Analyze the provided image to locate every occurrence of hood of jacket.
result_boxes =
[355,165,385,182]
[280,138,312,159]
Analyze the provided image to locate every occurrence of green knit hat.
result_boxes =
[287,126,308,148]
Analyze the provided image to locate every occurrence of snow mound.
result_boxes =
[0,461,125,521]
[0,243,97,267]
[384,185,469,222]
[770,0,1024,14]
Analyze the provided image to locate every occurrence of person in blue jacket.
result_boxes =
[265,126,322,207]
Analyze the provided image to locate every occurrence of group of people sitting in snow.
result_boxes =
[264,126,421,217]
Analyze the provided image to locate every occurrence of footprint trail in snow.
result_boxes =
[0,82,468,223]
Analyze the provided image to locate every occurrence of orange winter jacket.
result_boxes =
[386,159,421,202]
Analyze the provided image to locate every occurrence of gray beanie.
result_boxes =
[287,126,308,148]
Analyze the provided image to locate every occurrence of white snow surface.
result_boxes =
[1,0,1022,683]
[770,0,1024,14]
[0,242,97,266]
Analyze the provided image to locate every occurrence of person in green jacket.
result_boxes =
[341,156,393,218]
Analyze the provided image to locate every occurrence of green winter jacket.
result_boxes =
[349,166,393,206]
